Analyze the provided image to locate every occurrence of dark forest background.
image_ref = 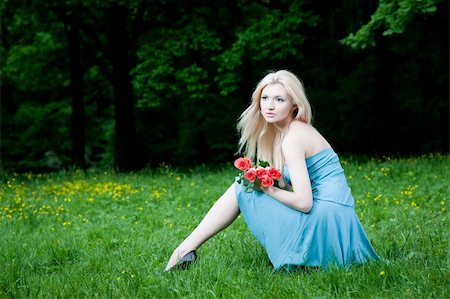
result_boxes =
[1,0,448,172]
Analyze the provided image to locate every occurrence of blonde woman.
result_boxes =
[165,70,379,271]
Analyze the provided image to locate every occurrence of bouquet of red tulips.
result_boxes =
[234,157,282,192]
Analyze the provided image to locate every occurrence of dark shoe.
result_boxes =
[175,250,197,270]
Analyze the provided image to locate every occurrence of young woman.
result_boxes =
[165,70,379,271]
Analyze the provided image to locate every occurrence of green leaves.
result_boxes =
[4,32,68,91]
[341,0,443,49]
[7,101,71,169]
[132,15,221,108]
[258,161,270,168]
[214,4,318,96]
[1,0,447,170]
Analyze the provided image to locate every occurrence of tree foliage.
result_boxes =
[1,0,448,171]
[341,0,444,49]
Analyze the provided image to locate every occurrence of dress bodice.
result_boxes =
[283,148,354,207]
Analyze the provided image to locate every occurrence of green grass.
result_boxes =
[1,154,449,298]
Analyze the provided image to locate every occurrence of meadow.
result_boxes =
[1,153,448,298]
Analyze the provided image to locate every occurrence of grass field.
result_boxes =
[1,153,449,298]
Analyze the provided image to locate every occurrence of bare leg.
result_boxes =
[165,182,240,271]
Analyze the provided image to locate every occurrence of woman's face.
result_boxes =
[260,83,296,125]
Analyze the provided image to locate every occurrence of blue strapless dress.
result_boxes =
[235,148,379,270]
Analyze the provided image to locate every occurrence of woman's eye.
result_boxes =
[261,96,268,101]
[276,97,285,102]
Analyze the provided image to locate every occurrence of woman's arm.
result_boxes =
[165,183,240,271]
[261,132,313,213]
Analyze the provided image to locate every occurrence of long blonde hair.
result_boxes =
[237,70,312,176]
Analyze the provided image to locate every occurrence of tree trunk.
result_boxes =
[107,4,141,171]
[65,13,85,168]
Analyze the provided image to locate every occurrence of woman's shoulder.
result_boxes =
[286,121,317,138]
[289,120,312,129]
[283,121,331,155]
[283,121,313,147]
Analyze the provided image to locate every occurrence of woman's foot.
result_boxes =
[165,248,198,271]
[175,250,197,270]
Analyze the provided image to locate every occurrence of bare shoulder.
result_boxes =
[284,121,317,143]
[282,121,311,151]
[289,120,316,133]
[283,121,331,157]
